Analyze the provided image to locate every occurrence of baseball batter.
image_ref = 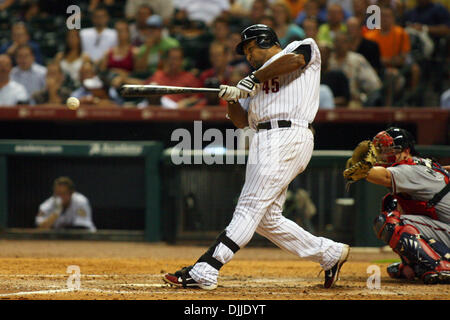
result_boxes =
[164,24,349,290]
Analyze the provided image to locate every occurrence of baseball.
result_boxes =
[66,97,80,110]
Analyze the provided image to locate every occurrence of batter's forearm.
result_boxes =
[227,101,248,129]
[253,54,305,83]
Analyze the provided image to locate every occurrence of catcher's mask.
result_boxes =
[372,127,416,166]
[235,24,280,55]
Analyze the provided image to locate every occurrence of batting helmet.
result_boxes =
[372,127,417,165]
[235,24,280,55]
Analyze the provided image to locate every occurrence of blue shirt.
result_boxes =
[0,41,44,65]
[404,3,450,27]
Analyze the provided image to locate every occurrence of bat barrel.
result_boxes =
[119,85,220,97]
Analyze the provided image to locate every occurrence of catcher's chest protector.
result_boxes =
[390,158,450,217]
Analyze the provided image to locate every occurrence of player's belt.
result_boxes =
[256,120,292,131]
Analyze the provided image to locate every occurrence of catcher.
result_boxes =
[344,127,450,284]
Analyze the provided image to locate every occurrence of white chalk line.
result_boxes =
[0,274,163,278]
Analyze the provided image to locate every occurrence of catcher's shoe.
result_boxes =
[422,271,450,284]
[163,266,217,290]
[387,262,416,280]
[324,244,350,288]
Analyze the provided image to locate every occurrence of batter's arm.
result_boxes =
[253,44,311,82]
[253,53,306,83]
[227,101,249,129]
[366,166,392,188]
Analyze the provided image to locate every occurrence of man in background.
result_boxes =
[0,54,28,106]
[10,45,46,100]
[80,6,118,63]
[36,176,96,232]
[0,21,44,65]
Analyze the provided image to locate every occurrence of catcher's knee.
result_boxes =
[373,207,449,273]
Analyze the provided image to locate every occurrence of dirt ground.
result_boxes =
[0,239,448,300]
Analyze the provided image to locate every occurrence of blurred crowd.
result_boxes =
[0,0,448,109]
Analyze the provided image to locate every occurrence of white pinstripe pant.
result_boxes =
[190,126,345,286]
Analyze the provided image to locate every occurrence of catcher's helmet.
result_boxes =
[235,24,280,55]
[372,127,416,165]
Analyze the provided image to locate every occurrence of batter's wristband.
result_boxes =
[249,72,260,84]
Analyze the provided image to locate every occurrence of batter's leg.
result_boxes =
[255,187,345,271]
[188,128,321,286]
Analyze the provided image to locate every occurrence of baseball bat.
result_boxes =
[119,84,220,97]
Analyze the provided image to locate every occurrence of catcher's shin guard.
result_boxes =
[373,196,450,283]
[195,231,240,271]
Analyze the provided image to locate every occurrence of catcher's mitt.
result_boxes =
[343,140,378,184]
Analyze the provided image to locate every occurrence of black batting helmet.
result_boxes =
[235,24,280,55]
[372,127,417,165]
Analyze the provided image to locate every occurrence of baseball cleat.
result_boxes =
[323,244,350,288]
[422,271,450,285]
[163,266,218,290]
[387,262,416,280]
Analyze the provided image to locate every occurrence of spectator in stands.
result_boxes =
[88,0,115,12]
[226,30,251,73]
[365,6,420,106]
[0,0,15,11]
[0,54,28,106]
[272,1,305,47]
[134,15,179,75]
[441,88,450,109]
[174,0,230,26]
[403,0,450,39]
[0,21,44,65]
[10,45,46,100]
[146,47,202,108]
[259,14,276,28]
[80,6,118,64]
[199,42,233,87]
[319,44,350,107]
[249,0,270,25]
[211,16,231,48]
[352,0,370,33]
[99,20,138,76]
[55,29,91,86]
[346,16,382,75]
[71,60,120,107]
[125,0,174,25]
[129,4,153,47]
[283,0,306,19]
[302,17,319,41]
[31,62,73,105]
[295,0,327,26]
[35,176,96,232]
[317,3,347,47]
[319,84,335,109]
[328,32,382,108]
[124,47,202,108]
[403,0,450,99]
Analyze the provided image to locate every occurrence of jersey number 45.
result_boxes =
[262,77,280,94]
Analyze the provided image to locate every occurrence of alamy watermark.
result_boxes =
[366,265,381,290]
[66,265,81,290]
[66,5,81,30]
[170,121,282,173]
[366,5,381,30]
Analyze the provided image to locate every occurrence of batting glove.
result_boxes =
[236,72,260,96]
[218,85,248,102]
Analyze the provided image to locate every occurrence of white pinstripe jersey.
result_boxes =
[240,38,321,130]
